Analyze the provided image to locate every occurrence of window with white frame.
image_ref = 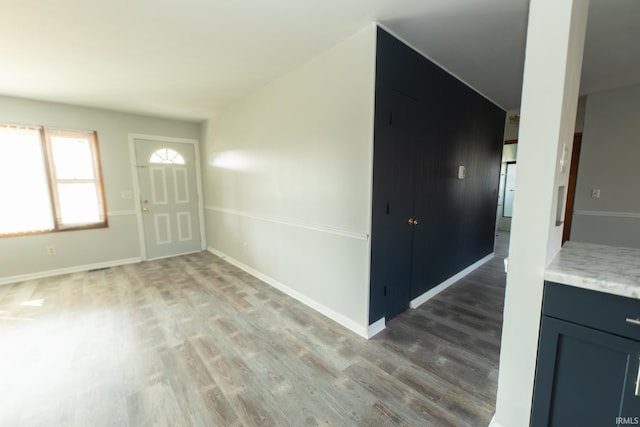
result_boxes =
[0,125,108,236]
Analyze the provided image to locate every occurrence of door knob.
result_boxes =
[143,207,150,213]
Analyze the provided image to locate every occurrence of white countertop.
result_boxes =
[544,241,640,300]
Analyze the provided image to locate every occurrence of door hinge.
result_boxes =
[384,286,387,297]
[386,202,390,215]
[389,112,393,125]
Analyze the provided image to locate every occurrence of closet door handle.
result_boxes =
[407,218,418,225]
[413,219,418,225]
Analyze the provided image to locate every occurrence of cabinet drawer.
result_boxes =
[543,281,640,342]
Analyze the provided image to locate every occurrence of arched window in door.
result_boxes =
[149,148,185,164]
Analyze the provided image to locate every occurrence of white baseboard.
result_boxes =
[410,253,495,309]
[0,257,142,286]
[147,249,202,261]
[207,247,370,339]
[367,317,386,338]
[488,414,504,427]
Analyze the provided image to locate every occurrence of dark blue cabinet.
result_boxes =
[531,282,640,426]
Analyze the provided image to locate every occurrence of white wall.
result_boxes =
[201,25,377,336]
[0,95,200,283]
[570,83,640,248]
[492,0,588,425]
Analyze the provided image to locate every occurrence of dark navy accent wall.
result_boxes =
[369,28,505,323]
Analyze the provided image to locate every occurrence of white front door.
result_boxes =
[134,138,202,259]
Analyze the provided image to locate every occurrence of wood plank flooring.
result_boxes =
[0,246,506,427]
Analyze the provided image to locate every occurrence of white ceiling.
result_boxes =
[1,0,638,121]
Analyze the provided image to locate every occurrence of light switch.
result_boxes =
[121,190,133,200]
[458,165,466,179]
[591,189,600,199]
[559,144,568,172]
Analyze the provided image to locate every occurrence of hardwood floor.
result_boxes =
[0,249,506,427]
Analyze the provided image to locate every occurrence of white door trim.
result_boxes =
[128,133,206,260]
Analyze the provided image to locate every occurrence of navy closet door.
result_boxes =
[382,91,419,319]
[410,67,454,296]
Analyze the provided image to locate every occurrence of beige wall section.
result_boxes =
[0,95,200,282]
[202,24,377,336]
[503,110,521,141]
[504,96,586,143]
[570,83,640,248]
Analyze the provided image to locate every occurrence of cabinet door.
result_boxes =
[620,352,640,423]
[531,317,640,427]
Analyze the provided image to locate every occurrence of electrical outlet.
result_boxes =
[47,246,56,255]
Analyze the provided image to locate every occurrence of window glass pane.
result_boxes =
[50,136,94,179]
[57,183,100,225]
[150,148,185,164]
[0,128,54,234]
